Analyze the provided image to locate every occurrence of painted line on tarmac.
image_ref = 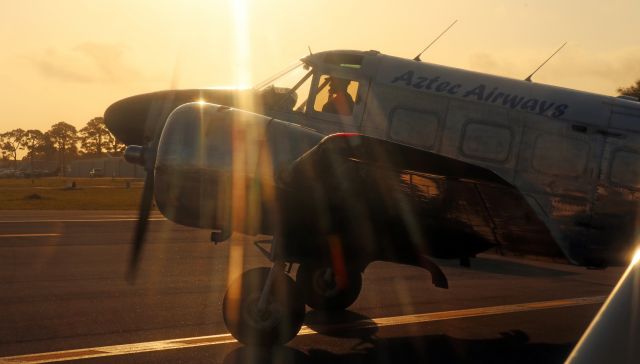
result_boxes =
[0,234,61,238]
[0,295,606,363]
[299,295,606,333]
[0,218,167,223]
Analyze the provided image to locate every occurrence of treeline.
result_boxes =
[618,80,640,100]
[0,117,125,173]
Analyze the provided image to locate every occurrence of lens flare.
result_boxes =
[233,0,251,92]
[227,0,255,291]
[632,246,640,266]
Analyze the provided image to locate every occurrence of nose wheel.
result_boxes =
[296,263,362,311]
[223,267,305,346]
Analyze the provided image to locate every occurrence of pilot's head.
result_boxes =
[328,77,350,94]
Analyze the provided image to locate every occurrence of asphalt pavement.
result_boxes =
[0,211,624,363]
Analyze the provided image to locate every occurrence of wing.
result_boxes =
[278,133,566,264]
[104,89,259,146]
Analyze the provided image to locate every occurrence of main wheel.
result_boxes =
[296,264,362,311]
[223,267,305,346]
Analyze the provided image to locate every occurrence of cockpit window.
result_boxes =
[255,62,313,112]
[313,75,359,116]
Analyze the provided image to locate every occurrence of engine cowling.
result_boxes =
[153,102,322,235]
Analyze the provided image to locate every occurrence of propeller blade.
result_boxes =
[127,167,155,281]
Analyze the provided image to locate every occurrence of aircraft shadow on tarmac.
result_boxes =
[437,256,577,278]
[223,310,573,364]
[304,310,379,340]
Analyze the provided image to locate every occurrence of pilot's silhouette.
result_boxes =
[322,77,354,116]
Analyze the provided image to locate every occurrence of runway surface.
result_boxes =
[0,211,624,363]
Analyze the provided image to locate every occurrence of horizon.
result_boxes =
[1,0,639,132]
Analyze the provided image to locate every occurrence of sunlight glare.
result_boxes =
[233,0,251,91]
[632,246,640,266]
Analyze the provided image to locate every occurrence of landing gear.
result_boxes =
[223,267,305,346]
[296,264,362,310]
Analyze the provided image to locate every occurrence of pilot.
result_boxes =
[322,77,355,116]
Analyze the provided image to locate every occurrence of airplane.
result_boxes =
[103,49,640,346]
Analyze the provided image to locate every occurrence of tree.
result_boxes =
[617,80,640,100]
[79,117,114,156]
[20,129,45,172]
[38,132,58,161]
[106,136,126,156]
[0,129,25,168]
[47,122,78,176]
[0,134,6,160]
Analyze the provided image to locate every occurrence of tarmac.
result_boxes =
[0,211,624,363]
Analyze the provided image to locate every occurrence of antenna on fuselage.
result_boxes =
[525,41,567,82]
[308,45,313,56]
[413,20,458,61]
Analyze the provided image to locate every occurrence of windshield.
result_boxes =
[255,62,313,112]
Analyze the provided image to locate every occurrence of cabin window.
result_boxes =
[610,150,640,188]
[532,134,589,177]
[389,109,439,149]
[460,122,512,162]
[313,75,359,116]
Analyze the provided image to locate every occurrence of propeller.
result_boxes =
[127,149,155,281]
[125,91,176,282]
[125,55,185,282]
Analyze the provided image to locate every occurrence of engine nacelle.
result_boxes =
[154,102,322,235]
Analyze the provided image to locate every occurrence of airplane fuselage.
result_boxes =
[269,50,640,266]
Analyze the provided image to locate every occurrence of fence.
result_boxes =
[69,157,146,178]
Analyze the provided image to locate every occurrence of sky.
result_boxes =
[1,0,639,133]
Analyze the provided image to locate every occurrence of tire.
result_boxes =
[296,264,362,311]
[222,267,305,346]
